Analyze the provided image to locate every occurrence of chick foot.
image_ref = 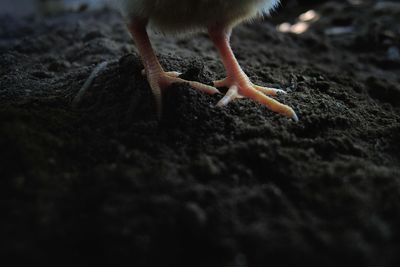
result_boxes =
[209,27,298,121]
[214,77,297,121]
[130,19,219,116]
[145,70,220,112]
[143,69,218,95]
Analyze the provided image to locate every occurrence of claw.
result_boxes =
[292,112,299,122]
[165,71,182,78]
[217,85,239,106]
[253,84,287,96]
[142,69,182,78]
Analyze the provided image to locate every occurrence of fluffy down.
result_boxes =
[116,0,280,32]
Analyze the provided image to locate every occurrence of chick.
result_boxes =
[117,0,298,120]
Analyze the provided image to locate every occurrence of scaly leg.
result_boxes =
[208,27,298,121]
[128,19,220,115]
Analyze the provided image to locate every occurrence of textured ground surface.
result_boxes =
[1,1,400,266]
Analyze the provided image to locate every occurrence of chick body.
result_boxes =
[117,0,280,32]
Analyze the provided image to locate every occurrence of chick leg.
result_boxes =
[209,27,298,121]
[128,19,219,115]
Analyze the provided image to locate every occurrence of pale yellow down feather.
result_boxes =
[115,0,281,32]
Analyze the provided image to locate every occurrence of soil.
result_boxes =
[1,1,400,266]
